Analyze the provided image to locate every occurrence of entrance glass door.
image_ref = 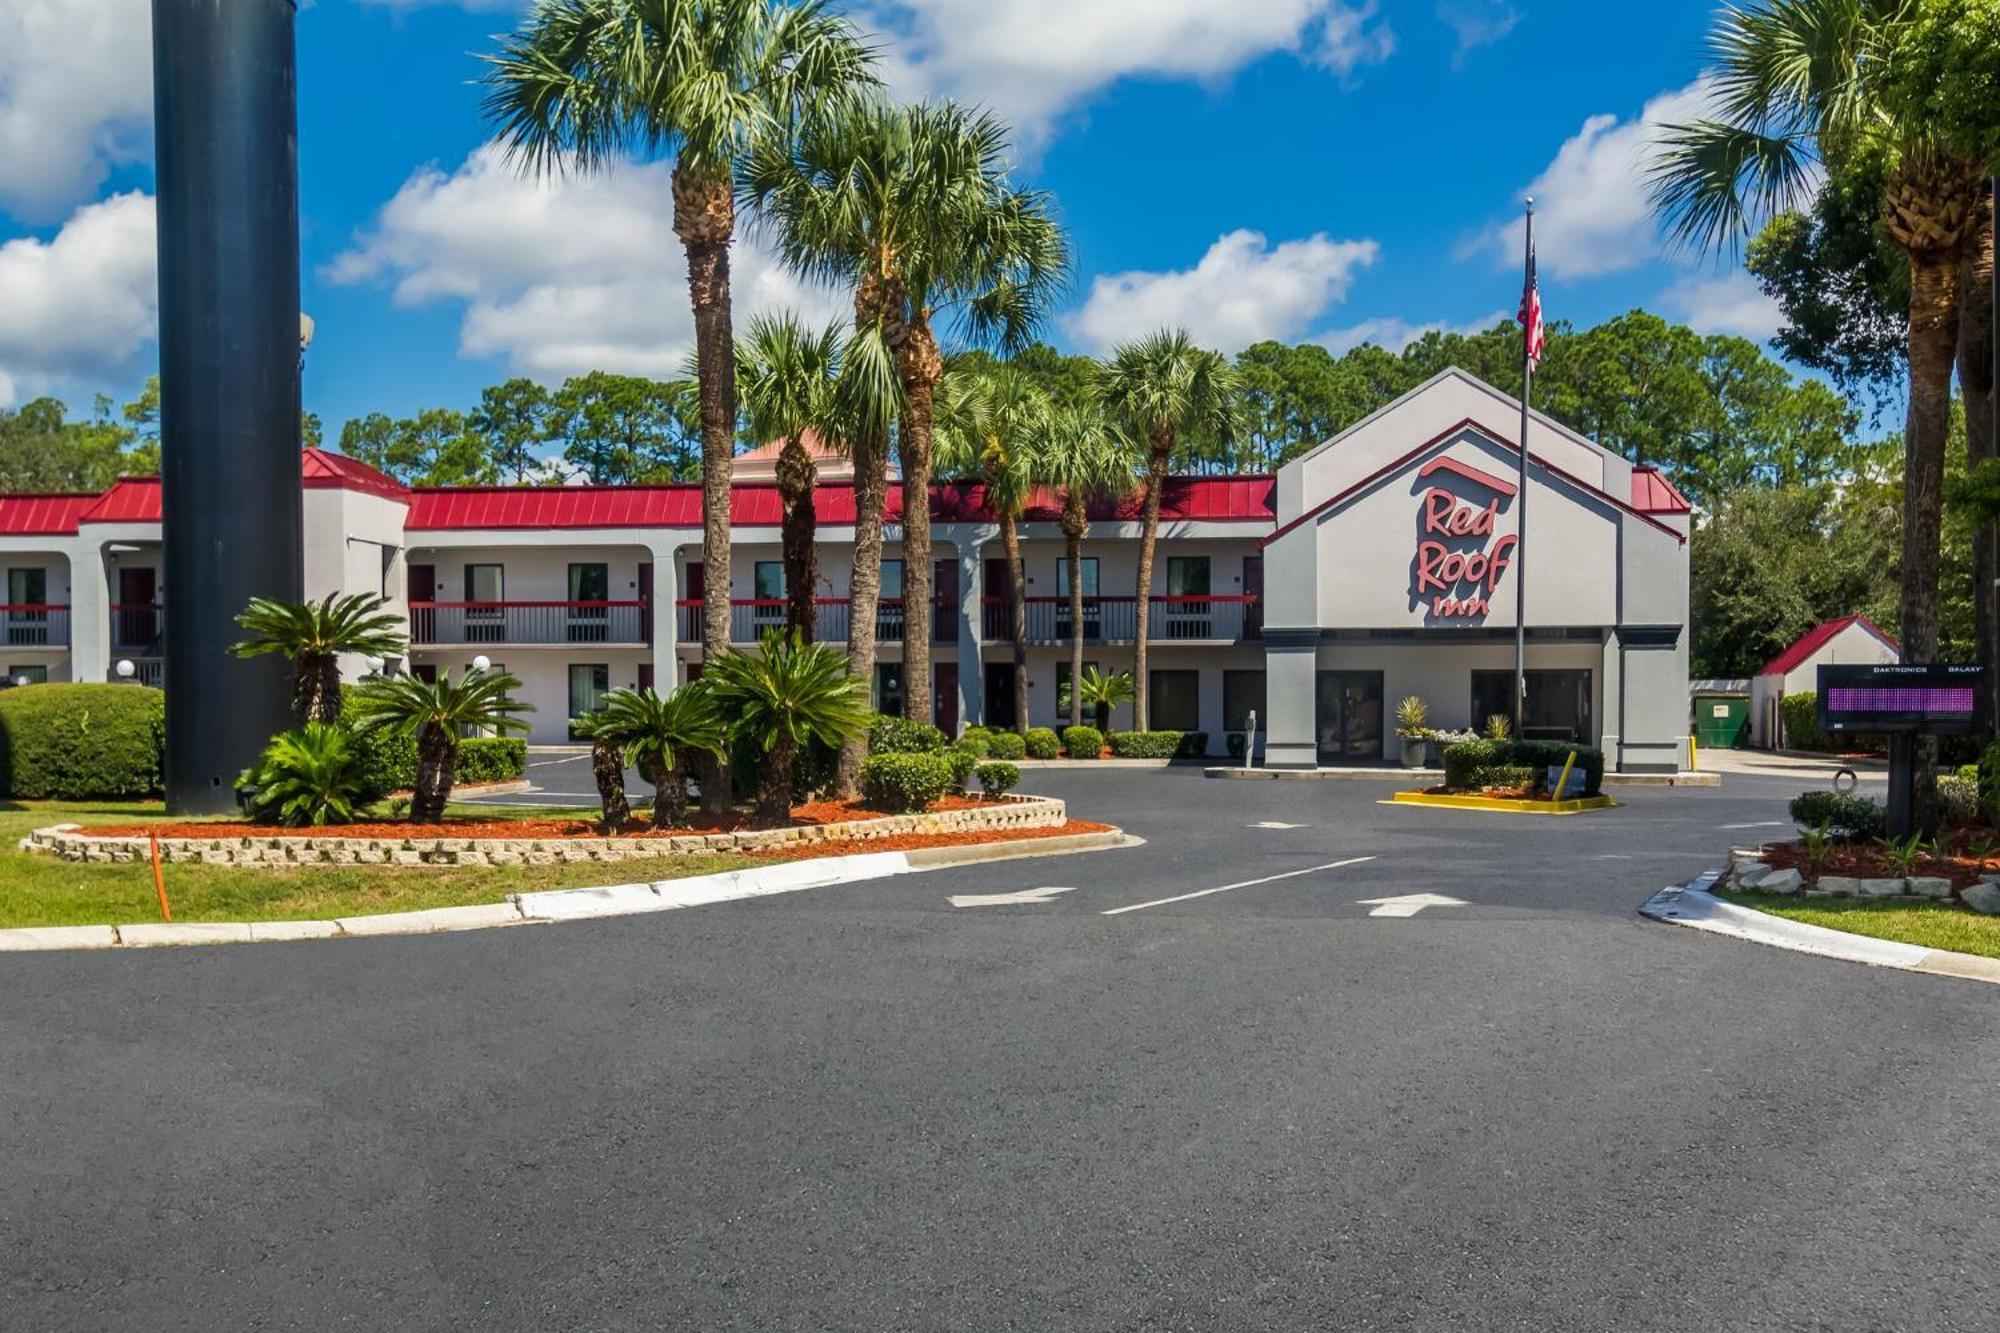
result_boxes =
[1315,671,1384,763]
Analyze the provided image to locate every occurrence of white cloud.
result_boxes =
[328,143,848,379]
[1315,309,1508,355]
[1436,1,1519,68]
[1659,270,1783,341]
[0,0,154,222]
[1465,77,1716,279]
[1067,229,1378,355]
[865,1,1391,145]
[0,192,158,407]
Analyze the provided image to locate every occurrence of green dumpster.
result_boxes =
[1693,694,1750,749]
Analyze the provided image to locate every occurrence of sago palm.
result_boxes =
[591,682,728,827]
[571,712,634,829]
[1029,404,1136,728]
[738,312,846,641]
[230,592,406,725]
[704,630,871,827]
[238,723,367,828]
[350,668,533,822]
[1070,666,1134,734]
[747,94,1070,725]
[935,361,1048,734]
[482,0,875,673]
[1098,331,1239,730]
[1648,0,1999,700]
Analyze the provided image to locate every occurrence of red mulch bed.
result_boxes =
[1758,838,1998,891]
[94,794,1013,841]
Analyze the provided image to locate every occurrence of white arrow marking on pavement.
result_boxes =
[1103,857,1376,916]
[1356,893,1468,918]
[949,886,1077,908]
[1719,820,1790,831]
[1250,821,1305,829]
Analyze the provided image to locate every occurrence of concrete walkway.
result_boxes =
[1697,748,1886,781]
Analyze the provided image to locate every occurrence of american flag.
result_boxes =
[1518,232,1545,371]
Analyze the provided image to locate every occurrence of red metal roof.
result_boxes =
[79,477,161,525]
[0,493,100,536]
[406,475,1277,531]
[1755,615,1899,679]
[1630,466,1692,514]
[302,447,410,502]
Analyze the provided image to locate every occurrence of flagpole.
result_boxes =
[1514,198,1533,742]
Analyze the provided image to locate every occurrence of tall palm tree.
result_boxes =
[935,362,1049,733]
[350,668,533,822]
[1961,188,1996,731]
[590,683,728,827]
[231,592,407,725]
[747,95,1069,727]
[738,312,846,640]
[1099,330,1240,730]
[482,0,875,673]
[1648,0,1996,821]
[705,630,871,827]
[1029,404,1135,728]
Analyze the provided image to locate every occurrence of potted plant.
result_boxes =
[1394,695,1431,769]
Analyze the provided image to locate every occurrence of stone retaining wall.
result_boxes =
[22,795,1067,868]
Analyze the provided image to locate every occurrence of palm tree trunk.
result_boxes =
[1961,190,1996,736]
[645,754,689,829]
[1905,248,1964,824]
[755,731,797,828]
[675,164,737,816]
[413,723,456,824]
[297,653,341,725]
[1131,437,1171,732]
[836,424,890,797]
[777,434,819,643]
[1002,510,1028,734]
[898,321,944,726]
[1065,504,1086,729]
[591,736,630,830]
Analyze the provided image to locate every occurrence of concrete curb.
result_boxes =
[0,828,1135,953]
[1207,766,1719,788]
[1639,871,2000,985]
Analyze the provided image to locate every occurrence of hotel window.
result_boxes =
[874,662,905,716]
[1054,659,1100,724]
[1054,557,1100,640]
[1223,669,1266,733]
[1470,669,1593,744]
[568,663,610,722]
[6,568,47,645]
[1148,669,1201,732]
[754,561,786,631]
[567,563,609,642]
[1164,557,1211,638]
[8,664,48,685]
[877,561,905,640]
[464,564,505,642]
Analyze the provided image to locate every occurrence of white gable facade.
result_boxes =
[1260,370,1691,773]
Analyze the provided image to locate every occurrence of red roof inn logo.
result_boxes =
[1411,456,1518,622]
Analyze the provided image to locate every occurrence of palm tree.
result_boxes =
[1648,0,1997,820]
[1071,666,1134,734]
[738,312,846,640]
[482,0,875,674]
[350,668,533,822]
[231,592,407,725]
[1029,404,1135,728]
[935,362,1049,733]
[590,683,728,827]
[572,712,633,829]
[747,95,1069,727]
[705,630,871,827]
[1099,330,1240,730]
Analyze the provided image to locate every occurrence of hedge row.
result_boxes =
[1104,730,1208,759]
[350,726,526,800]
[1441,738,1605,796]
[0,683,165,799]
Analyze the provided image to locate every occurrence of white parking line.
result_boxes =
[529,754,589,768]
[1101,856,1376,916]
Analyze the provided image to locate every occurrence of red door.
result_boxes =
[637,562,654,645]
[1242,555,1263,640]
[407,563,435,644]
[684,562,703,645]
[638,662,655,692]
[116,567,156,649]
[933,663,959,735]
[933,558,958,643]
[983,557,1010,639]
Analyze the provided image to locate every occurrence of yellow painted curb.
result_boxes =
[1387,791,1618,816]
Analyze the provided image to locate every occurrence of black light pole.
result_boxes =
[152,0,304,812]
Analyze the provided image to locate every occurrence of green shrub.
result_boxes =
[1780,692,1831,751]
[976,760,1021,797]
[859,752,953,812]
[456,737,527,785]
[953,732,992,760]
[348,728,524,801]
[239,723,366,827]
[987,730,1027,760]
[1023,727,1060,760]
[0,683,165,799]
[1062,725,1104,759]
[728,729,839,803]
[1789,790,1887,840]
[1979,740,2000,821]
[1441,739,1500,791]
[1105,730,1210,759]
[1468,764,1536,791]
[869,713,948,755]
[1441,738,1604,796]
[959,725,992,743]
[1938,773,1980,826]
[945,745,980,794]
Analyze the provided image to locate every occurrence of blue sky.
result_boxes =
[0,1,1777,439]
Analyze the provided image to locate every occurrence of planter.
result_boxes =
[1400,736,1427,769]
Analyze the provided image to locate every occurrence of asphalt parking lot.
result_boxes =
[6,765,1996,1332]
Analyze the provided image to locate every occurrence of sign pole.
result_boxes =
[1514,199,1533,740]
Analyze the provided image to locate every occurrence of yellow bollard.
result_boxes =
[1555,749,1579,800]
[1689,733,1699,773]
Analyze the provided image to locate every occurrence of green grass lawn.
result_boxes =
[1719,888,2000,961]
[0,801,753,929]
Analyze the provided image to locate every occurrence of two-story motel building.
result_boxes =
[0,371,1691,770]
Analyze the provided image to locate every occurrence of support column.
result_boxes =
[1263,628,1321,769]
[153,0,304,811]
[1599,629,1624,772]
[647,538,685,689]
[951,528,988,729]
[67,544,112,684]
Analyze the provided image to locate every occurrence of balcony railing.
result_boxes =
[0,604,71,647]
[981,595,1261,644]
[408,601,651,647]
[109,603,165,654]
[675,598,942,646]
